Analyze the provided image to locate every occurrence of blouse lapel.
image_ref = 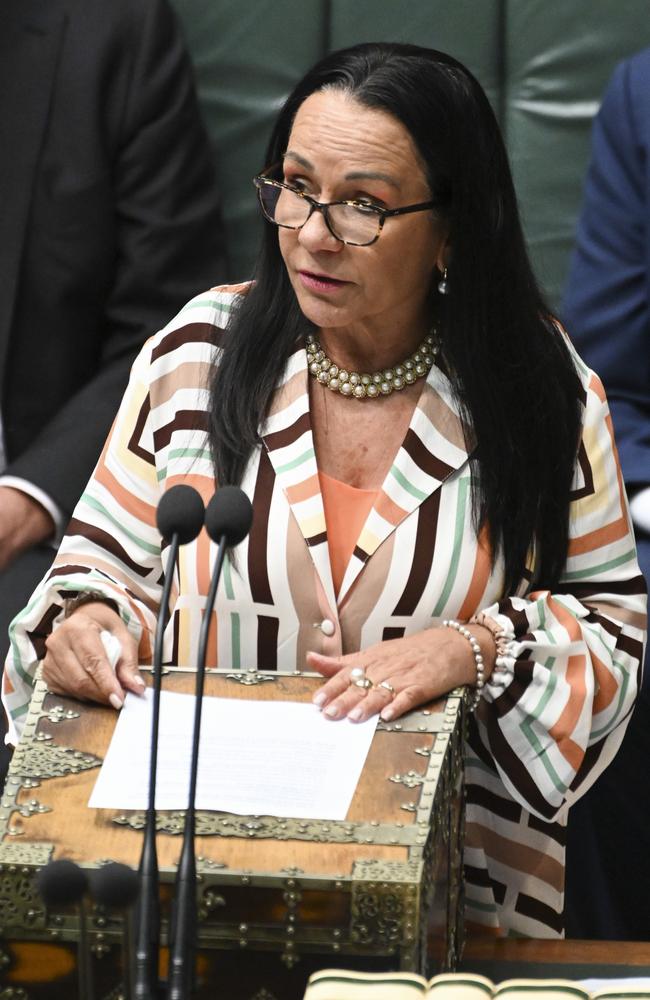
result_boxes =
[337,362,472,603]
[260,344,337,611]
[261,348,471,610]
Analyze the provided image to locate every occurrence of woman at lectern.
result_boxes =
[3,44,646,938]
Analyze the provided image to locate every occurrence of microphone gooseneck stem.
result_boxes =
[133,532,181,1000]
[166,536,227,1000]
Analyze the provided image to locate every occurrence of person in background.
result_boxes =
[562,47,650,940]
[4,43,646,938]
[0,0,225,783]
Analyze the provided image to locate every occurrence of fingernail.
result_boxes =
[348,707,363,721]
[109,693,123,711]
[381,707,394,721]
[313,692,326,707]
[325,704,340,719]
[133,675,146,689]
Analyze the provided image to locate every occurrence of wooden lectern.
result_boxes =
[0,669,465,1000]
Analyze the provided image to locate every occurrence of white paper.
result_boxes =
[89,689,377,820]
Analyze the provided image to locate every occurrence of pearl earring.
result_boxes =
[437,267,449,296]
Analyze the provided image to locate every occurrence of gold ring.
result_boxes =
[378,680,396,697]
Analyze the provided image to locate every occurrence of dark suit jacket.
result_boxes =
[0,0,225,516]
[562,48,650,495]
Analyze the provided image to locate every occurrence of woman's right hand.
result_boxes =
[43,602,145,710]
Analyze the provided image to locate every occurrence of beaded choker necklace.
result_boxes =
[306,332,438,400]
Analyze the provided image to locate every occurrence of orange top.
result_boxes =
[318,470,378,595]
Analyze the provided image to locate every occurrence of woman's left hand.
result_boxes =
[306,624,495,722]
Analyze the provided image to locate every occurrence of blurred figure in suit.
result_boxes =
[562,47,650,939]
[0,0,225,781]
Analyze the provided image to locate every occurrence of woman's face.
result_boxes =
[278,89,448,342]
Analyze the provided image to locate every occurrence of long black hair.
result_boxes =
[209,42,582,595]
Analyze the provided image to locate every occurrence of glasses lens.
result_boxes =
[327,204,380,245]
[258,182,310,228]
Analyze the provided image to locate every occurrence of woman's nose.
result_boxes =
[298,208,342,253]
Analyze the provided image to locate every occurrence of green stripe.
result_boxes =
[519,659,570,795]
[80,495,160,556]
[562,548,637,581]
[231,613,241,669]
[223,555,234,600]
[274,447,315,474]
[180,296,232,315]
[432,476,469,617]
[10,703,29,720]
[156,447,213,481]
[389,463,428,501]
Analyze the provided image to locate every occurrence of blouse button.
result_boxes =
[319,619,336,637]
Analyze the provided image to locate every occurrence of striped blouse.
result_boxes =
[3,284,646,938]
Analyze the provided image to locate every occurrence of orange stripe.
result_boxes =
[285,473,320,505]
[374,489,407,527]
[457,524,493,620]
[94,461,157,526]
[543,596,587,768]
[569,409,628,555]
[2,672,14,695]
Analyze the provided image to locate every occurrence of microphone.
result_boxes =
[38,859,94,1000]
[91,863,140,1000]
[166,486,253,1000]
[133,484,205,1000]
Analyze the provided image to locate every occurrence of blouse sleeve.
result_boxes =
[2,337,163,743]
[473,367,647,822]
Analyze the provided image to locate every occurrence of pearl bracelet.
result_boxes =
[442,618,485,712]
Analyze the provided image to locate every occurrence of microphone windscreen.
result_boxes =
[205,486,253,546]
[156,484,205,544]
[90,862,139,909]
[37,859,87,906]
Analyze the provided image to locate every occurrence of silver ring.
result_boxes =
[349,666,373,690]
[378,680,396,697]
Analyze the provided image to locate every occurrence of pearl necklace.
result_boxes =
[306,332,438,399]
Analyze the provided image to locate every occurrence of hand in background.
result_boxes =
[0,486,55,571]
[43,603,144,710]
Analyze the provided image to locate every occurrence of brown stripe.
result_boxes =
[527,813,566,847]
[153,409,209,452]
[393,491,440,616]
[351,544,366,562]
[568,575,647,600]
[514,891,563,934]
[257,616,279,670]
[570,441,594,501]
[170,610,180,668]
[48,565,92,579]
[465,782,522,824]
[26,604,62,659]
[151,321,221,363]
[382,627,405,641]
[67,519,153,578]
[128,393,155,465]
[263,411,311,452]
[483,662,561,819]
[309,531,328,548]
[247,449,274,605]
[464,865,508,907]
[465,821,564,893]
[402,427,455,481]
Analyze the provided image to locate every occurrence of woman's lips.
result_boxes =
[297,270,349,293]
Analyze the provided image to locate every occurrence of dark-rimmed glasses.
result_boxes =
[253,175,438,247]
